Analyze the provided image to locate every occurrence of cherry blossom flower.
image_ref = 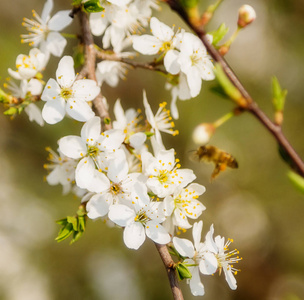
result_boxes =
[8,48,47,80]
[141,148,196,198]
[178,33,215,98]
[58,116,125,193]
[21,0,73,57]
[162,183,206,231]
[41,56,100,124]
[108,183,170,249]
[173,222,218,296]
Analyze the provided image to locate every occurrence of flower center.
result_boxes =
[134,211,149,224]
[87,145,99,157]
[60,87,73,100]
[110,183,121,195]
[158,170,169,183]
[160,41,172,52]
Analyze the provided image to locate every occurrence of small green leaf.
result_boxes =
[83,0,104,13]
[214,63,244,104]
[73,45,85,68]
[145,131,154,138]
[210,84,231,100]
[209,23,229,46]
[56,218,68,226]
[176,263,192,280]
[4,107,17,116]
[67,216,78,231]
[180,0,199,8]
[72,0,82,5]
[71,231,83,244]
[272,76,287,112]
[56,223,74,242]
[78,216,86,232]
[288,171,304,194]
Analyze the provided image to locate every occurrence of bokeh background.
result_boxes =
[0,0,304,299]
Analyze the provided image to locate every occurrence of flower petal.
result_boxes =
[48,10,73,31]
[172,237,195,258]
[123,222,145,250]
[46,32,67,57]
[108,204,135,227]
[66,99,95,122]
[199,252,218,275]
[87,193,112,219]
[56,56,75,87]
[59,136,86,159]
[73,79,100,101]
[80,116,101,143]
[189,267,205,296]
[42,98,65,124]
[145,221,170,245]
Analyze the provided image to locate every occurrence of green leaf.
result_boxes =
[272,76,287,111]
[288,171,304,194]
[104,117,111,125]
[209,23,229,46]
[145,131,154,138]
[73,45,85,68]
[67,216,78,231]
[83,0,104,13]
[72,0,82,5]
[4,107,17,116]
[176,263,192,280]
[56,223,74,242]
[56,218,68,226]
[71,231,83,244]
[210,84,231,100]
[214,63,243,103]
[78,216,86,232]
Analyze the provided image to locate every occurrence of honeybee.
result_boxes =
[191,145,238,179]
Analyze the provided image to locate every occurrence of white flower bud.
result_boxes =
[238,5,256,28]
[192,123,215,145]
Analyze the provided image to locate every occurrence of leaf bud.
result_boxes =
[238,5,256,28]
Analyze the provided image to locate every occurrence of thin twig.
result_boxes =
[95,49,168,74]
[155,243,184,300]
[78,9,111,129]
[164,0,304,176]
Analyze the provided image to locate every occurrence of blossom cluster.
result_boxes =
[0,0,242,297]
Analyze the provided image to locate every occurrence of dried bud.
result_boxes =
[192,123,215,145]
[238,5,256,28]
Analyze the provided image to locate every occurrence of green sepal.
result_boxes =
[176,262,192,280]
[83,0,104,13]
[56,218,68,226]
[210,84,231,100]
[272,76,287,112]
[70,231,83,244]
[67,216,78,231]
[180,0,199,9]
[214,63,243,103]
[209,23,229,46]
[0,88,10,103]
[287,171,304,194]
[145,131,154,138]
[4,107,18,116]
[104,117,111,125]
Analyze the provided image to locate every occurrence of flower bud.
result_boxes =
[192,123,215,145]
[237,5,256,28]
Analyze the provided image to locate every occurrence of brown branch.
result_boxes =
[78,9,111,129]
[155,243,184,300]
[164,0,304,177]
[95,49,168,74]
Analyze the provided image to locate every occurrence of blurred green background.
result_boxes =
[0,0,304,299]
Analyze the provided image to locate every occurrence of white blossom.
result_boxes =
[41,56,100,124]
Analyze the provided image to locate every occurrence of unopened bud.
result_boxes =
[238,5,256,28]
[192,123,215,145]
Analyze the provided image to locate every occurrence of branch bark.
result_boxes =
[164,0,304,177]
[155,243,184,300]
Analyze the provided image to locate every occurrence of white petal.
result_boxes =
[107,149,128,183]
[189,267,205,296]
[205,224,218,253]
[46,32,67,57]
[164,50,180,75]
[172,237,195,258]
[75,158,110,192]
[108,204,135,227]
[145,221,170,245]
[41,78,61,102]
[90,12,108,36]
[41,0,53,23]
[87,194,112,219]
[186,68,202,98]
[173,208,192,229]
[132,35,161,55]
[80,116,101,143]
[24,103,44,126]
[28,78,43,95]
[163,196,175,216]
[42,98,66,124]
[56,56,75,87]
[192,221,203,250]
[59,136,86,159]
[73,80,100,101]
[48,10,73,31]
[66,99,95,122]
[123,222,145,250]
[98,129,125,151]
[129,132,146,149]
[150,17,174,41]
[199,252,218,275]
[224,267,237,290]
